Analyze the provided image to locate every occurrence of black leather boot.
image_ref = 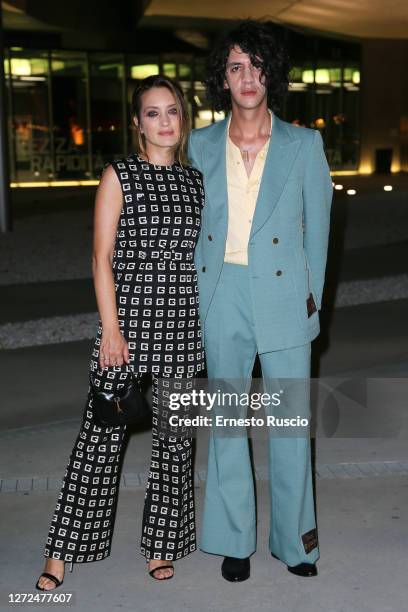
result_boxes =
[271,553,317,577]
[221,556,250,581]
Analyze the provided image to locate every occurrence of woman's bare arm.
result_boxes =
[92,165,130,369]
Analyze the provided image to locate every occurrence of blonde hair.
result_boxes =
[131,75,190,166]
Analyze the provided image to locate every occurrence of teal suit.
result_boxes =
[188,111,333,564]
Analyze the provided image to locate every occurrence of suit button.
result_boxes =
[272,237,279,244]
[208,234,213,241]
[202,266,206,273]
[276,270,282,276]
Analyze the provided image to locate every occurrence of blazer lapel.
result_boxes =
[250,113,301,239]
[202,111,301,241]
[202,116,229,239]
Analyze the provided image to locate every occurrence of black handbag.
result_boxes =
[89,373,151,427]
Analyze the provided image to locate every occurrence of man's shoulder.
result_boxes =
[190,119,227,142]
[189,114,319,148]
[277,117,317,144]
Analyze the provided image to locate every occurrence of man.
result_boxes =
[188,20,333,582]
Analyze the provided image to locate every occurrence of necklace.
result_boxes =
[235,111,272,164]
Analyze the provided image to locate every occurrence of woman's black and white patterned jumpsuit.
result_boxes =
[43,153,205,564]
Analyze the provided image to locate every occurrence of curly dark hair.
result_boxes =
[204,19,291,113]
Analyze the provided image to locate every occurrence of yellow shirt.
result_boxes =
[224,110,273,265]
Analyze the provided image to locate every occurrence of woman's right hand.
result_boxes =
[99,328,130,369]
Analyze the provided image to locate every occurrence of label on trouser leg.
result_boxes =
[302,528,318,553]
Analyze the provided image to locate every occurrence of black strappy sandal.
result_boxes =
[35,561,73,591]
[148,562,174,581]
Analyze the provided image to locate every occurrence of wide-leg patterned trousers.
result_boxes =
[43,362,197,564]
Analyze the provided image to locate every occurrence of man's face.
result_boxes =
[224,45,267,110]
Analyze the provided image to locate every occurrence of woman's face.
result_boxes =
[135,86,181,150]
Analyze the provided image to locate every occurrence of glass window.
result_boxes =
[193,58,206,83]
[286,62,315,128]
[283,31,360,171]
[3,49,16,182]
[179,64,191,79]
[192,82,213,128]
[4,34,361,183]
[8,48,50,182]
[89,53,125,176]
[50,51,89,179]
[163,63,176,78]
[127,56,161,152]
[341,64,360,169]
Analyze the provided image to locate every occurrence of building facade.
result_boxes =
[3,28,360,186]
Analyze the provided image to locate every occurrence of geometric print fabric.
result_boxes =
[43,154,206,564]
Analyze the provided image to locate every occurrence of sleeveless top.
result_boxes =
[92,153,206,376]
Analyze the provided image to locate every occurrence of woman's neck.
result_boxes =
[140,145,175,166]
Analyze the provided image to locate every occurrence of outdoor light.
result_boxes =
[198,110,213,121]
[51,60,65,72]
[10,58,31,76]
[346,189,356,195]
[352,70,360,84]
[20,76,46,82]
[334,184,344,190]
[384,185,393,191]
[301,70,314,83]
[10,181,100,188]
[131,64,159,79]
[288,83,308,91]
[198,110,225,122]
[315,69,330,84]
[333,113,346,125]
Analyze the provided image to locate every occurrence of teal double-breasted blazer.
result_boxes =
[188,111,333,353]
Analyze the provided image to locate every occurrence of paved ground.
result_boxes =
[0,178,407,611]
[1,477,407,612]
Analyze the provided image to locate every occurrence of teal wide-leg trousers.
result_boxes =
[200,262,319,566]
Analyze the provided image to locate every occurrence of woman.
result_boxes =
[36,75,205,588]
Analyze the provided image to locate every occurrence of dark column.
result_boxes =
[0,4,12,232]
[359,39,408,174]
